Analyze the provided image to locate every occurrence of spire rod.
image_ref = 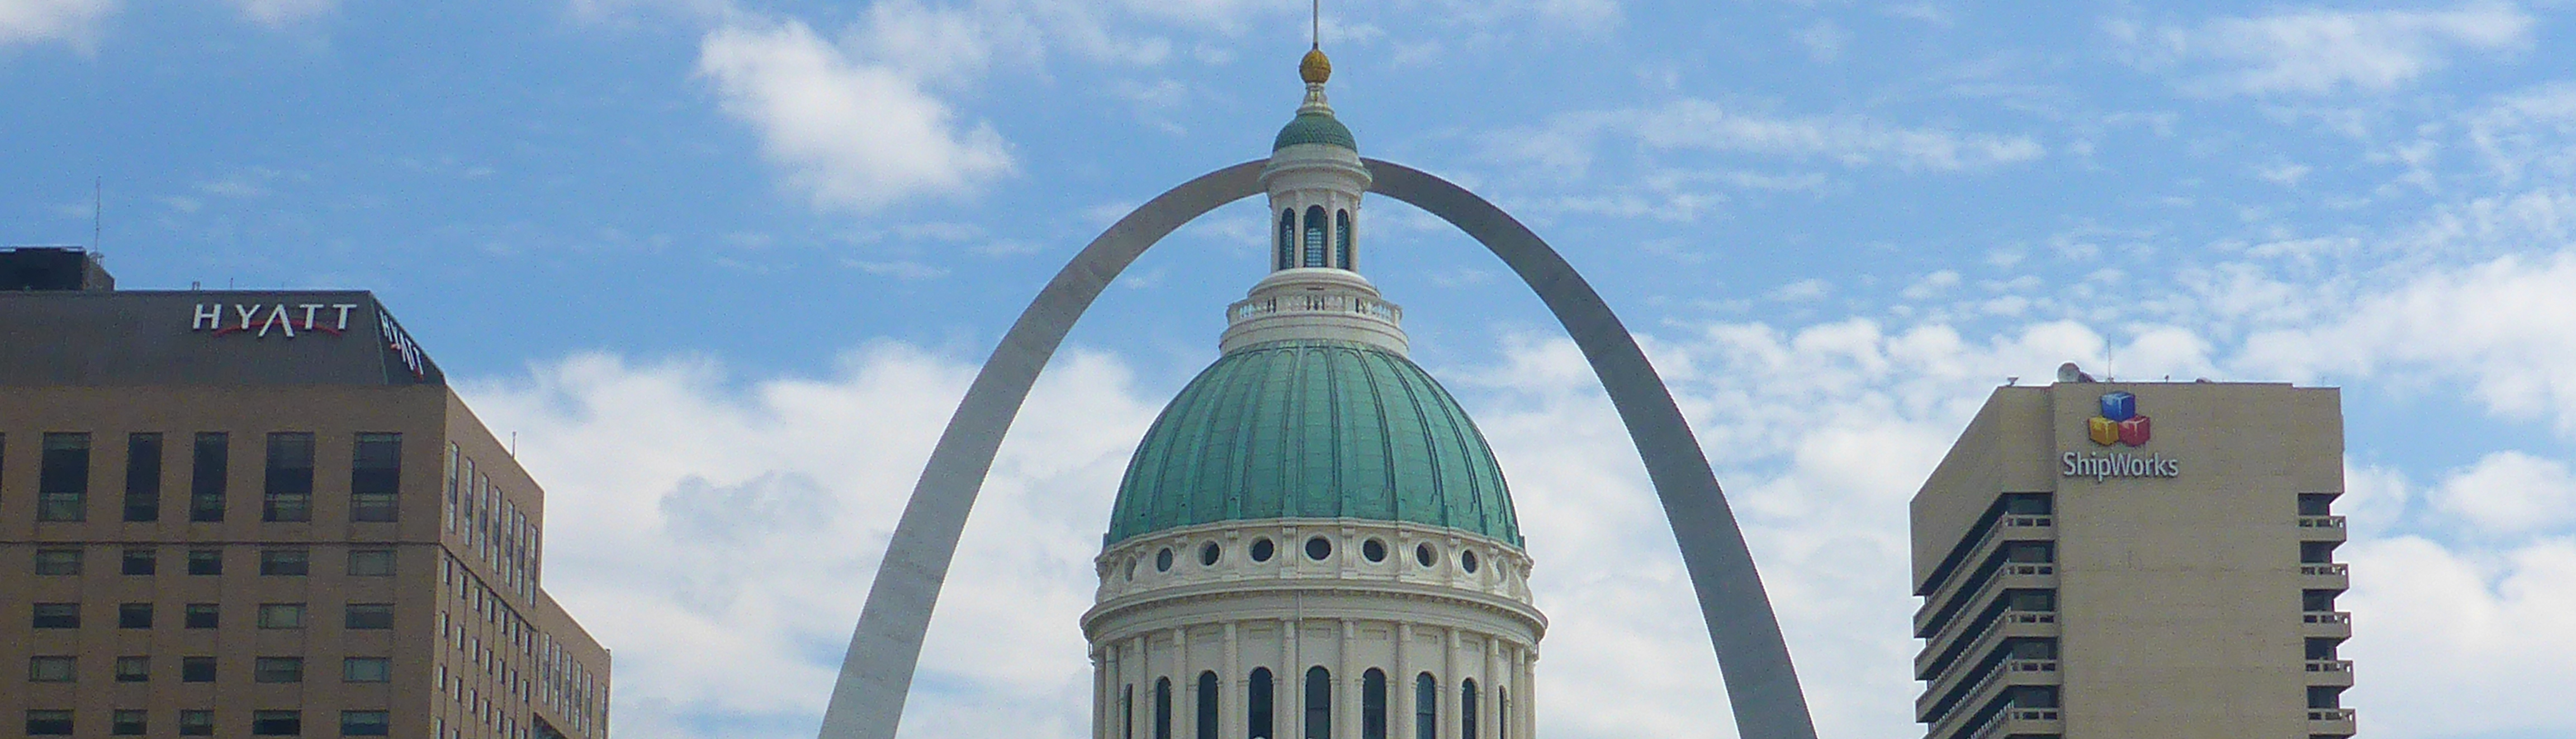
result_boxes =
[1311,0,1320,49]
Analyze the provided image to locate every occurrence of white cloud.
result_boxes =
[2124,2,2534,96]
[699,19,1013,212]
[2433,451,2576,535]
[0,0,112,47]
[1498,99,2044,176]
[2339,536,2576,737]
[2236,249,2576,435]
[231,0,331,26]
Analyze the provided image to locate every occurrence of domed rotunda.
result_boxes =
[1081,47,1545,739]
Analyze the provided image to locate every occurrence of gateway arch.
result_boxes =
[817,159,1820,739]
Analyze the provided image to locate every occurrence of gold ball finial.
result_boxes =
[1300,48,1332,84]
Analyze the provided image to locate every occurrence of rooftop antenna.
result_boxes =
[92,178,101,252]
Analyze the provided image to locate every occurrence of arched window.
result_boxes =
[1498,687,1510,739]
[1197,671,1220,739]
[1248,668,1275,739]
[1156,677,1173,739]
[1361,669,1389,739]
[1414,672,1438,739]
[1277,210,1297,270]
[1336,210,1353,269]
[1304,666,1333,738]
[1461,679,1479,739]
[1123,684,1135,739]
[1303,206,1328,267]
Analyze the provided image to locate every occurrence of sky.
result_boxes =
[7,0,2576,737]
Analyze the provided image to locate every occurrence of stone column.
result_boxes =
[1394,623,1413,739]
[1286,618,1303,739]
[1225,621,1242,739]
[1442,628,1459,739]
[1341,619,1358,739]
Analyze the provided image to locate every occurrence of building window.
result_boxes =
[260,549,310,576]
[183,604,218,629]
[1251,538,1275,562]
[342,710,391,736]
[351,433,401,522]
[348,549,395,576]
[255,657,305,683]
[1415,543,1436,567]
[346,603,395,630]
[257,604,306,629]
[186,548,221,575]
[111,709,146,736]
[1305,536,1332,561]
[125,433,163,522]
[26,709,74,736]
[1196,671,1219,739]
[1461,679,1479,739]
[1248,667,1274,739]
[263,433,315,522]
[38,432,91,522]
[1360,669,1388,739]
[28,656,76,682]
[1497,688,1509,739]
[1461,550,1479,573]
[1303,206,1328,267]
[251,710,301,736]
[115,656,149,682]
[181,657,216,683]
[122,547,155,575]
[1155,677,1173,739]
[190,432,228,522]
[1335,210,1352,269]
[118,603,152,629]
[1304,666,1332,739]
[2299,492,2338,516]
[31,603,79,629]
[1413,672,1437,739]
[33,548,82,575]
[2303,589,2340,613]
[1277,210,1298,270]
[1121,684,1133,739]
[1361,538,1386,563]
[1156,547,1175,572]
[179,710,214,736]
[343,657,391,683]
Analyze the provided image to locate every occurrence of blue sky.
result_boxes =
[8,1,2576,737]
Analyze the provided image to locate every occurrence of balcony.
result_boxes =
[2302,611,2353,639]
[1918,561,2059,637]
[1963,707,2062,739]
[1917,514,2057,627]
[2298,515,2348,542]
[2301,562,2350,589]
[1919,658,2061,724]
[2308,708,2357,737]
[1916,612,2058,679]
[2305,659,2356,687]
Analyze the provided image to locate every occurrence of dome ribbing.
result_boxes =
[1106,340,1520,548]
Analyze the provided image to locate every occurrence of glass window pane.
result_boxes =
[190,432,228,522]
[343,657,391,683]
[37,433,91,522]
[262,433,314,522]
[32,549,81,575]
[124,433,162,522]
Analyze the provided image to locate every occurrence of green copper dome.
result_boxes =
[1272,111,1357,151]
[1107,340,1520,548]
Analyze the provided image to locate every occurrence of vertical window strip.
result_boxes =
[125,433,163,522]
[351,433,401,522]
[262,432,314,522]
[37,432,91,522]
[191,432,228,522]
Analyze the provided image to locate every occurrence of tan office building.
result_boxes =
[1,248,608,739]
[1910,371,2354,739]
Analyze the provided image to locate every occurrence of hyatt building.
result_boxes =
[1910,368,2355,739]
[1,248,608,739]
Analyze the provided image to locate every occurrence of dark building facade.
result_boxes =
[2,253,608,739]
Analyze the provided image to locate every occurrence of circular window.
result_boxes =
[1251,538,1275,562]
[1305,536,1333,561]
[1200,542,1221,566]
[1415,543,1436,567]
[1156,548,1175,572]
[1362,539,1388,562]
[1461,550,1480,574]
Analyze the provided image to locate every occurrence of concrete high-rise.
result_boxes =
[1,247,609,739]
[1910,370,2353,739]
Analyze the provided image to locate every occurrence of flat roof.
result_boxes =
[0,290,444,386]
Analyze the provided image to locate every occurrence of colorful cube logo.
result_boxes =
[2089,392,2152,446]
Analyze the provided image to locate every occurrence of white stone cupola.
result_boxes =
[1223,47,1409,356]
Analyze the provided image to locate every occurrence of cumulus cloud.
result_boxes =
[2120,2,2534,96]
[699,18,1013,211]
[2433,451,2576,535]
[0,0,112,47]
[1495,98,2044,176]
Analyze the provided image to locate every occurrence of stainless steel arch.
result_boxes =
[817,159,1817,739]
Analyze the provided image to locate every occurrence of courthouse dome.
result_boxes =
[1105,339,1521,548]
